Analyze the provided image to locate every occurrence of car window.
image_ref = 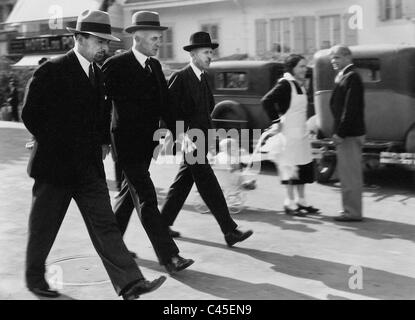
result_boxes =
[215,72,248,90]
[354,58,381,83]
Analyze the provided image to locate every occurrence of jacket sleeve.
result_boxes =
[337,73,364,138]
[21,61,55,142]
[168,72,188,136]
[261,79,291,121]
[157,63,177,138]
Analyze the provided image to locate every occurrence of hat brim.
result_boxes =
[67,27,120,42]
[124,25,168,33]
[183,43,219,52]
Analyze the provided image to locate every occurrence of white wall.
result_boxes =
[123,0,415,63]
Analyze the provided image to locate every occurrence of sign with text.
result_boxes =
[9,34,74,54]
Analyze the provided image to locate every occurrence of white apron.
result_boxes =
[278,77,312,180]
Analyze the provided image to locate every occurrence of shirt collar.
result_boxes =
[190,60,204,81]
[73,48,92,77]
[132,47,150,68]
[339,63,354,77]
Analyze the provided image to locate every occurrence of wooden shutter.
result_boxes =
[293,17,305,54]
[403,0,415,18]
[379,0,387,21]
[344,14,358,46]
[255,19,267,56]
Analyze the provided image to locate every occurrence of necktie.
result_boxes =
[145,58,152,74]
[88,63,96,87]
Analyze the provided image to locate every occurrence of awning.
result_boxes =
[12,54,61,67]
[5,0,101,24]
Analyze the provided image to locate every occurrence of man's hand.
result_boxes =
[178,133,197,154]
[102,144,111,160]
[332,134,344,146]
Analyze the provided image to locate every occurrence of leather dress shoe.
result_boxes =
[129,250,138,259]
[168,227,181,238]
[225,229,253,247]
[297,204,320,215]
[284,206,306,217]
[334,214,363,222]
[164,255,194,274]
[28,287,60,298]
[122,276,166,300]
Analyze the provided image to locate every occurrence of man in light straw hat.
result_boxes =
[102,11,194,274]
[22,9,165,300]
[159,31,253,247]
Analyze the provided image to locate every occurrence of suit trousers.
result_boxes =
[114,158,179,265]
[336,136,364,218]
[161,157,238,235]
[25,165,143,295]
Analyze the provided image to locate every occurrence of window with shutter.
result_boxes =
[270,18,291,53]
[201,23,220,57]
[159,28,174,60]
[255,19,267,56]
[293,17,316,55]
[344,14,358,46]
[403,0,415,19]
[319,15,341,49]
[379,0,406,21]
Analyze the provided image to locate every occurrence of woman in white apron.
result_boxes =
[262,54,320,216]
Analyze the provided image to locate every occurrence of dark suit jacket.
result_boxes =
[102,50,174,164]
[21,50,111,185]
[330,65,366,138]
[168,65,214,132]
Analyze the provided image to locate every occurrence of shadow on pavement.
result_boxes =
[155,187,415,243]
[176,237,415,300]
[135,258,316,300]
[34,293,76,300]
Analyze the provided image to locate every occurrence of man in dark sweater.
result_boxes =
[329,45,366,222]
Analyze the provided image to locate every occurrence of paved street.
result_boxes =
[0,120,414,300]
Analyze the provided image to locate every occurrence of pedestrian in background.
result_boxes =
[262,54,320,216]
[8,78,19,122]
[329,45,365,222]
[160,31,253,247]
[21,9,165,300]
[102,11,194,274]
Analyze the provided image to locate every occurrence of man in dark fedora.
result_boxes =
[159,31,253,247]
[22,9,165,300]
[102,11,194,274]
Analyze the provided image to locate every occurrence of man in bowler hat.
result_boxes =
[102,11,194,273]
[22,9,165,300]
[329,45,365,222]
[160,31,253,247]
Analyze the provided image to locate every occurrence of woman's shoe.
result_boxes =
[297,204,320,214]
[284,206,306,217]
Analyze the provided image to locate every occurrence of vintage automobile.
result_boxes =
[207,60,314,150]
[311,44,415,182]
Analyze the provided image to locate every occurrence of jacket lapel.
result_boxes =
[184,65,202,106]
[66,50,96,92]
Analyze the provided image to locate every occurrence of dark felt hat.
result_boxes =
[183,31,219,52]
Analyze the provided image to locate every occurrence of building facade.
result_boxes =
[3,0,125,66]
[123,0,415,63]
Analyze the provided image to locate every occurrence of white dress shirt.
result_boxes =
[335,63,354,83]
[190,60,204,81]
[132,47,150,69]
[73,48,92,77]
